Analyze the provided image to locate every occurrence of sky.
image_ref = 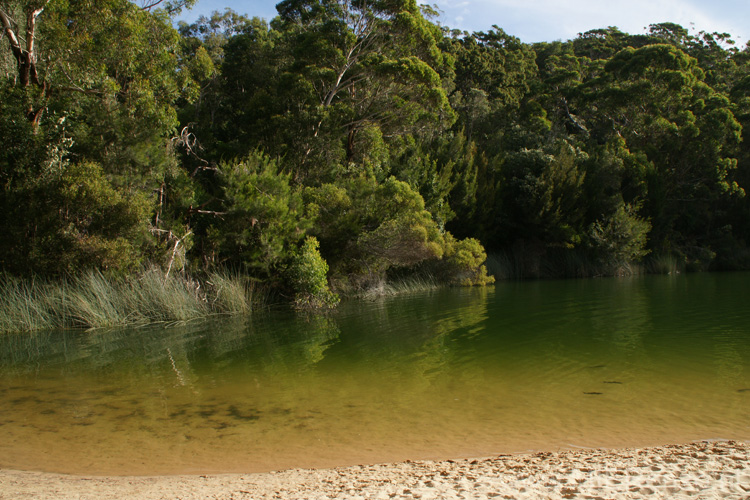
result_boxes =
[176,0,750,45]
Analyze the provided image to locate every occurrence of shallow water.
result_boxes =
[0,273,748,475]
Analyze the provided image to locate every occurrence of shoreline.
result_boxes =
[0,440,747,499]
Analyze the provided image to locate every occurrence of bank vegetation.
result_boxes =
[3,0,750,331]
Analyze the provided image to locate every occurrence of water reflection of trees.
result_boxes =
[0,312,342,379]
[312,287,494,397]
[0,289,492,388]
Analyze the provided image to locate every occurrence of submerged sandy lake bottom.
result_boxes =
[1,273,749,475]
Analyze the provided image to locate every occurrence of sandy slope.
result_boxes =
[0,440,747,499]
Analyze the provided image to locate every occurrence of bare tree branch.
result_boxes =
[164,230,192,280]
[172,125,217,176]
[0,8,23,62]
[1,1,50,87]
[139,0,166,11]
[139,0,193,15]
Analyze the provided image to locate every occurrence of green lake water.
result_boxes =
[1,273,749,475]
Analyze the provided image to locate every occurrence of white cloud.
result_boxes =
[424,0,749,42]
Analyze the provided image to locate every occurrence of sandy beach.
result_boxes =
[0,440,747,499]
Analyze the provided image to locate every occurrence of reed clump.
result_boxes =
[0,266,260,334]
[645,254,684,275]
[205,269,257,315]
[350,272,441,300]
[0,277,63,333]
[484,248,648,280]
[381,273,440,296]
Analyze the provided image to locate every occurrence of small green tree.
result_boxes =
[588,203,651,265]
[289,236,339,309]
[207,151,307,275]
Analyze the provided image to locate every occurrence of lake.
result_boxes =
[0,272,748,475]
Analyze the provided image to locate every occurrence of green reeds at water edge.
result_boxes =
[0,267,259,334]
[645,254,683,275]
[342,269,442,300]
[377,273,440,297]
[484,248,642,280]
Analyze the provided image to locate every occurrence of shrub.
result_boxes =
[289,237,339,309]
[588,202,651,265]
[438,233,495,286]
[305,176,445,292]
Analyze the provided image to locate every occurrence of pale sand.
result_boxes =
[0,441,747,499]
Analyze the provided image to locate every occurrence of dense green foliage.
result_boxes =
[288,236,339,308]
[3,0,750,317]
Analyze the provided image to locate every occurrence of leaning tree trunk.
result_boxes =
[0,2,51,128]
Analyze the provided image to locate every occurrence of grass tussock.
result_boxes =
[381,273,440,296]
[0,266,261,334]
[0,277,62,333]
[205,269,258,315]
[352,272,441,300]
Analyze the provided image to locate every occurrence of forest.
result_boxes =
[2,0,750,314]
